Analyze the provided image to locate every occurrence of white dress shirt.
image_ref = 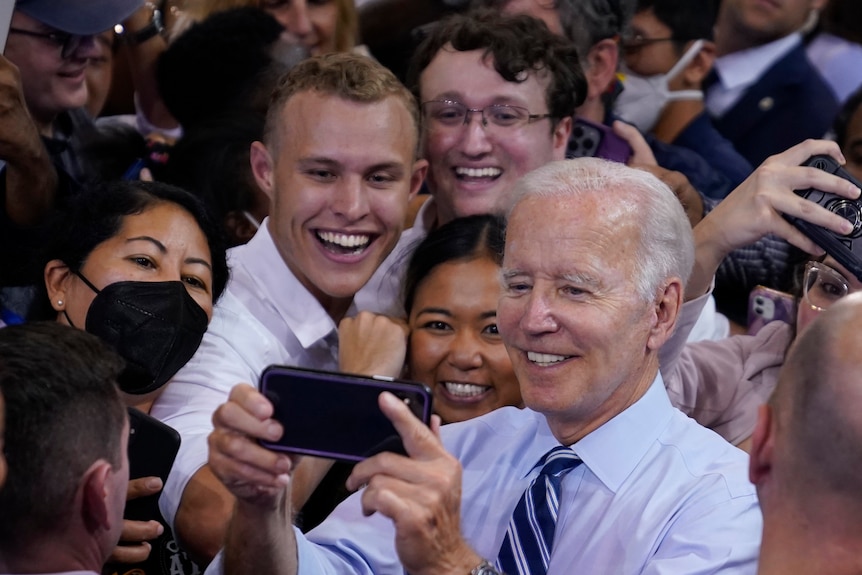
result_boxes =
[151,220,349,529]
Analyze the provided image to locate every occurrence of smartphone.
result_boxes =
[568,116,633,164]
[0,2,14,54]
[125,407,181,522]
[259,365,433,462]
[784,155,862,282]
[747,286,797,336]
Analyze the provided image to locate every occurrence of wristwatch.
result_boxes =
[119,2,164,46]
[471,560,505,575]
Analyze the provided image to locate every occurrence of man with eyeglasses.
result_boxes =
[355,10,584,315]
[614,0,753,194]
[0,0,142,321]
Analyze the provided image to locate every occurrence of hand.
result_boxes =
[632,164,704,227]
[0,55,57,225]
[208,384,296,510]
[347,393,480,575]
[338,311,409,379]
[108,476,165,563]
[612,120,658,166]
[689,139,861,298]
[0,56,43,158]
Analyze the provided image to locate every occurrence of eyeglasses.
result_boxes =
[9,27,93,60]
[621,34,678,54]
[421,100,552,131]
[802,261,855,312]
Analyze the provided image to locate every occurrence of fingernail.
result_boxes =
[267,422,282,440]
[156,522,165,535]
[276,473,290,486]
[146,477,163,490]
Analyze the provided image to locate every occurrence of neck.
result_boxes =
[32,112,56,139]
[576,98,606,125]
[714,13,762,56]
[758,502,862,575]
[546,355,658,445]
[0,539,101,573]
[652,100,704,143]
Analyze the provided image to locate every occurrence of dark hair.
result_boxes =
[403,214,506,315]
[157,7,291,129]
[634,0,717,45]
[45,180,229,301]
[407,10,587,124]
[472,0,635,65]
[834,86,862,151]
[0,322,127,549]
[162,111,266,244]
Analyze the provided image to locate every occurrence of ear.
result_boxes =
[80,461,113,534]
[552,116,573,160]
[44,259,73,314]
[646,278,683,351]
[250,141,276,205]
[408,158,429,203]
[749,403,775,486]
[584,38,620,103]
[681,40,716,87]
[223,210,257,246]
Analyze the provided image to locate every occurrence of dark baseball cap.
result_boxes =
[15,0,144,35]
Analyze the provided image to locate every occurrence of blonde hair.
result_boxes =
[264,52,420,154]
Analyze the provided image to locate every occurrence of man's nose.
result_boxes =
[459,111,494,157]
[519,290,559,335]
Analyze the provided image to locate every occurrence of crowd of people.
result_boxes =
[1,0,862,574]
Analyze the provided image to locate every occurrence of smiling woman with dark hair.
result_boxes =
[32,179,228,568]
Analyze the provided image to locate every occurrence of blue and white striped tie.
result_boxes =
[496,446,581,575]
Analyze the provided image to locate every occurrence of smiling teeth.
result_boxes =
[455,167,502,178]
[317,231,370,249]
[443,382,488,398]
[526,352,570,367]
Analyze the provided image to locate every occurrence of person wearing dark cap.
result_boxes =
[0,0,142,322]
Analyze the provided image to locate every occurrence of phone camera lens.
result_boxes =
[826,199,862,238]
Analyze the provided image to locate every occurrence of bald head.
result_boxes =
[771,292,862,497]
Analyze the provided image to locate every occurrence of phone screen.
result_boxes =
[260,366,432,462]
[0,3,14,54]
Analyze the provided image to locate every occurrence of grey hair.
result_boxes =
[473,0,636,67]
[507,157,694,301]
[556,0,636,62]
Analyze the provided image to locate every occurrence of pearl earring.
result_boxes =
[57,300,64,306]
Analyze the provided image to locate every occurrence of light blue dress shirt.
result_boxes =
[290,375,761,574]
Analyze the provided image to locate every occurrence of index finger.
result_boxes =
[378,391,441,460]
[765,139,845,168]
[127,476,163,500]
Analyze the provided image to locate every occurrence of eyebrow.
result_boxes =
[416,308,497,320]
[126,236,213,271]
[432,91,528,107]
[416,307,453,317]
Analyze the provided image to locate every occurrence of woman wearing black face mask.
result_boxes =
[37,180,229,571]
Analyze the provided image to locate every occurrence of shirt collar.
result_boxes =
[231,219,347,349]
[714,32,801,91]
[571,374,674,493]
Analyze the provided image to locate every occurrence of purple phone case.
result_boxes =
[569,117,633,164]
[259,366,432,462]
[747,286,797,336]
